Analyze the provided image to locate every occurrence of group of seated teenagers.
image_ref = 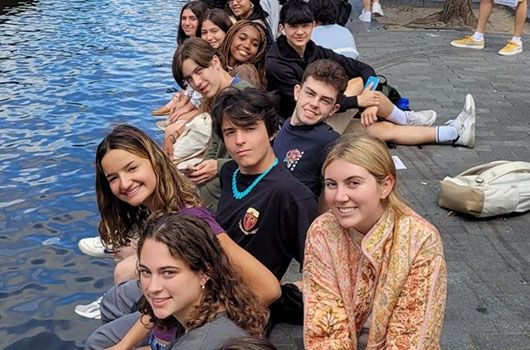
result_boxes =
[75,0,478,348]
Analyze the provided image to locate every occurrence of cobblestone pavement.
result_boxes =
[270,9,530,350]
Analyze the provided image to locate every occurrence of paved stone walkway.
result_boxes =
[270,9,530,350]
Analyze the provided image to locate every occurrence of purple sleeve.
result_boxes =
[180,206,225,236]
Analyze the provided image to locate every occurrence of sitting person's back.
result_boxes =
[309,0,359,59]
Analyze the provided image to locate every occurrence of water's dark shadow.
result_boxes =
[4,332,80,350]
[0,0,37,15]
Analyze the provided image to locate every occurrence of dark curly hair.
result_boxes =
[218,20,267,87]
[309,0,338,25]
[136,213,269,336]
[301,59,348,101]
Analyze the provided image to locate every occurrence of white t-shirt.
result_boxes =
[311,24,360,59]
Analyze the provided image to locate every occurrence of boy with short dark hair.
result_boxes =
[213,87,318,280]
[267,0,375,122]
[213,87,319,326]
[273,59,347,197]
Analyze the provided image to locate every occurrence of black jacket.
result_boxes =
[266,35,376,119]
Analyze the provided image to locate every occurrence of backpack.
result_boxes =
[377,75,403,106]
[439,161,530,218]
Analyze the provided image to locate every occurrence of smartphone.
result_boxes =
[364,76,380,91]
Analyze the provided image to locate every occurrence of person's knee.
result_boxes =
[84,312,144,350]
[100,287,120,323]
[84,326,113,350]
[100,280,142,323]
[113,257,137,285]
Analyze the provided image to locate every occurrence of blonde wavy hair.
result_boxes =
[95,124,201,248]
[322,135,406,218]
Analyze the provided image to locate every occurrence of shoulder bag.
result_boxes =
[439,160,530,217]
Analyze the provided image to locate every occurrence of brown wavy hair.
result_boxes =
[137,213,269,336]
[218,20,267,87]
[95,124,201,248]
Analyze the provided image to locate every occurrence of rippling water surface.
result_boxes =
[0,0,183,347]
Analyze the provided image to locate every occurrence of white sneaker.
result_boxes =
[75,296,102,319]
[372,2,384,16]
[359,10,371,23]
[447,94,476,148]
[78,236,113,258]
[405,110,437,126]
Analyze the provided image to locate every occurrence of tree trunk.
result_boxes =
[440,0,477,26]
[406,0,478,28]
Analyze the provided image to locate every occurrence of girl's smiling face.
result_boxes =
[201,20,226,49]
[229,0,253,19]
[181,9,199,37]
[324,158,390,234]
[101,149,157,210]
[139,239,207,323]
[229,25,261,65]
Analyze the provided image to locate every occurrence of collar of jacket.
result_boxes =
[271,35,319,61]
[356,208,394,271]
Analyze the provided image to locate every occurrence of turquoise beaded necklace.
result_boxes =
[231,158,279,200]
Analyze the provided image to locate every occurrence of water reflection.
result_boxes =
[0,0,37,16]
[0,0,183,347]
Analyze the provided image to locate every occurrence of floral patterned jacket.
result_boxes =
[303,207,447,350]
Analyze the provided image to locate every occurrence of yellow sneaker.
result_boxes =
[450,35,484,49]
[498,40,522,56]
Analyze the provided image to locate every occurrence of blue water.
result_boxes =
[0,0,184,348]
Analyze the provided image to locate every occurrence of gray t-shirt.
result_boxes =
[169,313,248,350]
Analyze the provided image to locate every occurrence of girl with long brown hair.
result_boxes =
[137,213,269,348]
[82,124,278,349]
[218,20,268,88]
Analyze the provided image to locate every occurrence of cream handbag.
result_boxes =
[439,161,530,217]
[172,112,212,170]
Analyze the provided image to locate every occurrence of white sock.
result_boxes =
[387,105,407,125]
[512,36,522,45]
[472,32,484,41]
[435,125,458,143]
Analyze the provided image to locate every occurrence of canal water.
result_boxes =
[0,0,184,348]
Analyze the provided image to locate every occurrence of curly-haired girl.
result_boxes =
[218,20,268,88]
[137,213,269,348]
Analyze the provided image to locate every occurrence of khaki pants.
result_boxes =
[326,109,367,136]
